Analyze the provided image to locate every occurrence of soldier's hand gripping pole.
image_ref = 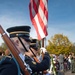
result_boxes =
[0,25,30,75]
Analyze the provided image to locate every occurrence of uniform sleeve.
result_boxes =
[25,52,50,72]
[0,57,18,75]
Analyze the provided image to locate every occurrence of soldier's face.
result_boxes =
[12,37,30,54]
[11,37,23,54]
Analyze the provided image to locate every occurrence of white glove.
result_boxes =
[40,47,47,54]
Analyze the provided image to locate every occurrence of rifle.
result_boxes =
[17,36,47,74]
[19,35,48,74]
[0,25,30,75]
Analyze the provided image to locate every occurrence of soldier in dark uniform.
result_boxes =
[0,26,50,75]
[0,49,18,75]
[0,26,31,75]
[0,56,18,75]
[26,39,50,75]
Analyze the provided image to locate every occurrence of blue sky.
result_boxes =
[0,0,75,45]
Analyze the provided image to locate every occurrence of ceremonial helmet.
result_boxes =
[6,26,31,42]
[30,39,39,50]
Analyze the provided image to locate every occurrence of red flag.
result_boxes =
[29,0,48,40]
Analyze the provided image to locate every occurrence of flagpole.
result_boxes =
[42,38,44,47]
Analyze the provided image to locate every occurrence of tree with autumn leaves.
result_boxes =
[46,34,73,55]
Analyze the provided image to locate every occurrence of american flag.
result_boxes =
[29,0,48,40]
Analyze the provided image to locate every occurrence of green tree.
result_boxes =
[0,42,8,51]
[46,34,72,55]
[71,43,75,54]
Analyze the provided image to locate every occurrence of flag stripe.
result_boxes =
[29,0,48,40]
[33,0,47,26]
[31,0,48,37]
[29,2,41,39]
[39,0,48,21]
[42,0,48,11]
[34,15,46,39]
[29,2,45,39]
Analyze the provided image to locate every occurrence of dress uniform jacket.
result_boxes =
[25,52,50,75]
[0,56,18,75]
[0,52,50,75]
